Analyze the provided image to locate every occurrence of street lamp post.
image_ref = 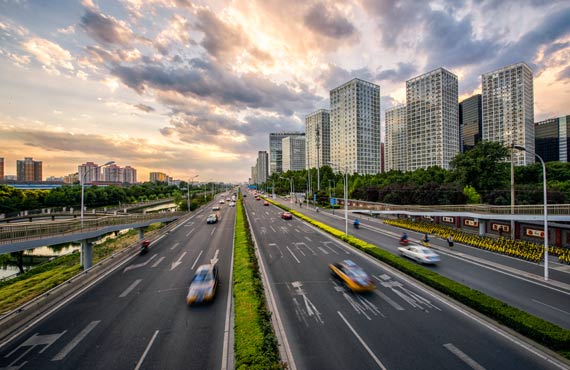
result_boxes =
[187,175,199,212]
[329,162,348,235]
[513,145,549,281]
[280,176,294,204]
[81,161,114,228]
[272,179,275,199]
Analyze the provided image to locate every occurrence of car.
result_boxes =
[212,206,220,211]
[226,198,231,202]
[398,245,440,264]
[243,194,247,197]
[281,211,292,220]
[228,201,236,207]
[206,214,218,224]
[187,264,219,305]
[263,201,269,206]
[219,200,225,204]
[329,260,375,293]
[255,196,261,200]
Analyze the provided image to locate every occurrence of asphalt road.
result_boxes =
[277,198,570,329]
[0,198,236,370]
[244,192,568,370]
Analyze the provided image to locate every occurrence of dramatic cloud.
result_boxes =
[80,8,135,46]
[303,2,357,39]
[318,64,375,91]
[134,103,155,112]
[377,62,417,82]
[557,66,570,82]
[23,37,74,74]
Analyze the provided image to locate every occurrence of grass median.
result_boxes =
[265,197,570,360]
[233,194,283,370]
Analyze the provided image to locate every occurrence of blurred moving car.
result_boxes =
[219,200,225,204]
[228,201,236,207]
[263,201,269,206]
[398,245,440,264]
[329,260,375,293]
[206,214,218,224]
[281,211,292,220]
[255,196,261,201]
[212,206,221,211]
[187,264,219,305]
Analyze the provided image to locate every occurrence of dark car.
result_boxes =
[187,264,219,305]
[281,211,292,220]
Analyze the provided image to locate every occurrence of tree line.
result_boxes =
[260,142,570,206]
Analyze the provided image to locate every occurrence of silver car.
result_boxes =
[397,245,440,264]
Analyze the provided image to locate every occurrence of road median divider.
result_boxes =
[264,197,570,360]
[233,194,283,369]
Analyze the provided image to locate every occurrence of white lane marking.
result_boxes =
[323,243,340,255]
[286,246,301,263]
[270,225,276,233]
[221,215,236,370]
[134,330,159,370]
[211,226,216,236]
[444,343,486,370]
[153,235,166,244]
[170,242,180,250]
[151,256,165,268]
[191,250,203,270]
[305,237,312,242]
[52,321,100,361]
[337,311,388,370]
[186,229,194,237]
[317,246,329,255]
[171,252,187,271]
[531,299,570,315]
[119,279,142,298]
[324,241,350,255]
[123,254,157,273]
[210,249,220,265]
[372,289,405,311]
[295,228,301,233]
[5,331,66,368]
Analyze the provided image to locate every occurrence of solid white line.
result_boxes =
[372,289,405,311]
[221,208,236,370]
[531,299,570,315]
[119,279,142,298]
[153,235,166,244]
[186,229,194,237]
[151,256,165,268]
[191,250,203,270]
[337,311,388,370]
[134,330,159,370]
[52,321,100,361]
[170,242,180,250]
[443,343,486,370]
[211,227,216,236]
[286,246,301,263]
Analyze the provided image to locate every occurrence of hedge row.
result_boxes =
[265,198,570,359]
[233,194,283,369]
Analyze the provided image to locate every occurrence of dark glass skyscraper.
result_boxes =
[535,115,570,162]
[269,132,304,175]
[459,94,482,152]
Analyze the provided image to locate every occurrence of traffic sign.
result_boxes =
[330,198,337,205]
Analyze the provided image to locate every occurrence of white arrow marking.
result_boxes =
[170,252,187,271]
[123,254,157,273]
[210,249,219,265]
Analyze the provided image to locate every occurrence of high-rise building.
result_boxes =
[535,115,570,162]
[256,151,269,183]
[459,94,482,153]
[103,164,123,183]
[305,109,330,171]
[406,68,459,171]
[0,157,3,180]
[385,105,407,172]
[269,132,304,175]
[482,62,534,165]
[282,136,306,172]
[17,157,43,182]
[330,78,381,175]
[251,166,258,185]
[150,172,168,183]
[78,162,101,185]
[123,166,137,184]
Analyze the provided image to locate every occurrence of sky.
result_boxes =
[0,0,569,183]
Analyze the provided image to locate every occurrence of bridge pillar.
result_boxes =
[478,219,486,237]
[138,228,144,240]
[81,240,93,270]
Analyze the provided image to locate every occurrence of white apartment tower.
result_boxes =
[406,68,459,171]
[330,78,381,175]
[305,109,330,171]
[256,151,269,183]
[78,162,101,184]
[482,62,534,165]
[282,136,306,172]
[385,105,407,171]
[123,166,137,184]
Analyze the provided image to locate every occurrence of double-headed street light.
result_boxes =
[187,174,199,212]
[81,161,115,228]
[513,145,549,281]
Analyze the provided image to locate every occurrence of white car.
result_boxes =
[228,201,236,207]
[398,245,440,264]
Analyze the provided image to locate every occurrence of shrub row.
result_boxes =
[265,198,570,359]
[233,194,283,369]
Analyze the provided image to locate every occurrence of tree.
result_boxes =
[463,185,481,204]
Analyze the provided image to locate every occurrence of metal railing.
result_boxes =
[0,212,185,244]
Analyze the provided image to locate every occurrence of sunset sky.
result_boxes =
[1,0,569,182]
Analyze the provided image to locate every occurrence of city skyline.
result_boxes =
[1,1,569,182]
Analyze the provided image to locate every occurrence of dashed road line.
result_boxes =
[52,321,100,361]
[134,330,159,370]
[119,279,142,298]
[443,343,486,370]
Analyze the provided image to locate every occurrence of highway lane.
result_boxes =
[0,198,235,370]
[244,192,567,370]
[274,199,570,329]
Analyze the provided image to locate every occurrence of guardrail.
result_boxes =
[340,199,570,215]
[0,212,186,244]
